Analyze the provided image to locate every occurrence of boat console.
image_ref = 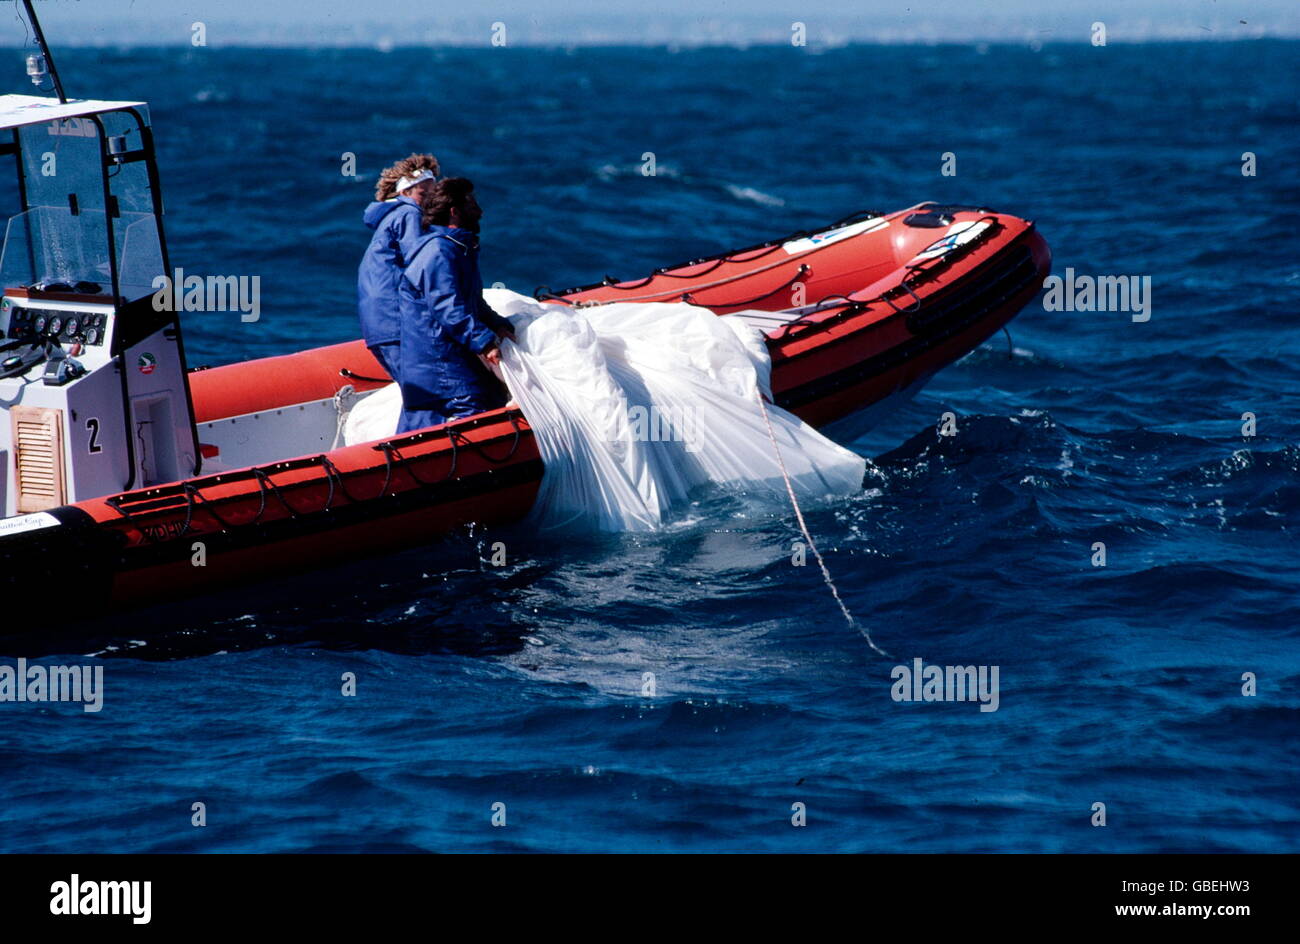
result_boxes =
[0,95,199,517]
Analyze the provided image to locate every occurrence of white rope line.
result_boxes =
[331,384,356,451]
[753,386,889,657]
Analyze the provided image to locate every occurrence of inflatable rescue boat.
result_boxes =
[0,16,1051,619]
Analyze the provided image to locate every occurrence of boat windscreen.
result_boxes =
[1,107,164,301]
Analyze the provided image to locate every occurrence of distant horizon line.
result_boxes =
[0,35,1295,49]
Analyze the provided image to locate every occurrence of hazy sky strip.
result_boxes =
[3,1,1297,45]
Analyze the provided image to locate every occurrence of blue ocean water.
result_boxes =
[1,42,1298,853]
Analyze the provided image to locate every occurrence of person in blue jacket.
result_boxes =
[356,154,440,382]
[396,177,514,433]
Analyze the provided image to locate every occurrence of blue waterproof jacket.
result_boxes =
[397,226,510,417]
[356,196,424,348]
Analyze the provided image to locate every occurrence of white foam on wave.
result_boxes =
[725,184,785,207]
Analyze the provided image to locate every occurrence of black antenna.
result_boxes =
[20,0,67,103]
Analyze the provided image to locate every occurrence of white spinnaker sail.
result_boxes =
[345,290,864,532]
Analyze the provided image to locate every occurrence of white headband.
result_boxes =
[396,169,437,193]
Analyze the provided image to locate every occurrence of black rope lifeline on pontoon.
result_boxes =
[680,264,811,310]
[535,208,882,301]
[340,367,391,384]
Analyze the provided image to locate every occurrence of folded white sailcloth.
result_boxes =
[344,289,864,531]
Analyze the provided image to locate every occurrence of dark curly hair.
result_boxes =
[422,177,476,227]
[374,153,440,202]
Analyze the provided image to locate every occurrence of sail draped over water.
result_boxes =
[345,289,865,531]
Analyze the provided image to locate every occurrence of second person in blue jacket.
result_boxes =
[396,177,514,433]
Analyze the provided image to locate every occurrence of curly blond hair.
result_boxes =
[374,153,441,201]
